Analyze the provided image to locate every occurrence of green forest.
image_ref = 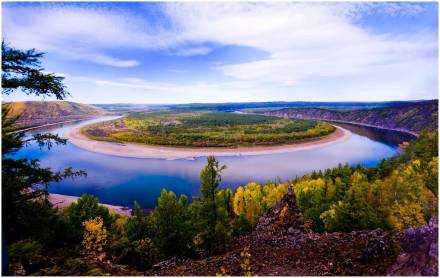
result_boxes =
[82,111,336,147]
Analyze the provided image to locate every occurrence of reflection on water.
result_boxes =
[13,117,413,208]
[335,123,417,146]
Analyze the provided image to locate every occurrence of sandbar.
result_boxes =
[49,193,132,216]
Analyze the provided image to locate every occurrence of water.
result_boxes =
[12,116,416,208]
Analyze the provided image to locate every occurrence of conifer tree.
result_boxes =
[2,42,85,243]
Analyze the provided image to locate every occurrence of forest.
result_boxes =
[82,111,336,147]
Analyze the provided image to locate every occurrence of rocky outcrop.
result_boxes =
[147,187,400,276]
[255,186,314,235]
[387,217,438,276]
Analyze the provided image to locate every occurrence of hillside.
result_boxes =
[261,100,438,135]
[4,101,107,129]
[145,188,437,276]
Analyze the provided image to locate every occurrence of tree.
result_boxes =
[2,42,85,245]
[198,156,228,255]
[232,182,288,225]
[82,217,108,252]
[151,189,192,258]
[242,183,264,225]
[2,41,67,99]
[262,182,287,210]
[294,178,330,231]
[125,201,152,242]
[233,186,246,217]
[63,194,112,243]
[217,188,233,216]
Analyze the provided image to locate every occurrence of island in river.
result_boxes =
[64,111,350,160]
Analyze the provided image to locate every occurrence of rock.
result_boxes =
[144,185,412,276]
[387,217,438,276]
[255,186,313,235]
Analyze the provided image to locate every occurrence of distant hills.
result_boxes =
[167,100,422,112]
[96,100,423,112]
[4,101,107,129]
[4,99,438,134]
[261,100,438,135]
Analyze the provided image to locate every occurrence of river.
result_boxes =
[12,116,416,208]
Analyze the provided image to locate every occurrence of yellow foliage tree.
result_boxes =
[233,182,288,225]
[82,217,108,252]
[388,200,426,233]
[426,157,438,196]
[233,186,246,216]
[243,183,264,225]
[263,183,288,209]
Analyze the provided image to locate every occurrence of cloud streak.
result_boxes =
[162,2,436,85]
[2,2,437,102]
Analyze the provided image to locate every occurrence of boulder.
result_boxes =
[387,217,438,276]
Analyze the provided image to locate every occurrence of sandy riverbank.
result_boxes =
[49,193,132,216]
[64,124,351,160]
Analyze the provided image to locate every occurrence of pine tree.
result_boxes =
[199,156,227,255]
[2,42,85,243]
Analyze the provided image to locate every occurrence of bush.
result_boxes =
[63,194,113,244]
[82,217,108,252]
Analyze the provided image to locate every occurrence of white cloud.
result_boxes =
[162,2,436,85]
[2,2,437,101]
[66,75,272,103]
[2,4,159,67]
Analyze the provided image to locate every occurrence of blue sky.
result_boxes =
[2,2,438,104]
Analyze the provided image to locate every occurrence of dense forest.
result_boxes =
[261,100,438,134]
[82,111,336,147]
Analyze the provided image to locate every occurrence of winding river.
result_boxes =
[13,116,416,209]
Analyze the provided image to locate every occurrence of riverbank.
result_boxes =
[12,117,97,133]
[64,123,351,160]
[49,193,132,216]
[316,119,419,137]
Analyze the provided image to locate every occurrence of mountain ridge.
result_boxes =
[261,100,438,135]
[4,101,107,129]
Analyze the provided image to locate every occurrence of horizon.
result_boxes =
[3,98,438,106]
[2,2,438,104]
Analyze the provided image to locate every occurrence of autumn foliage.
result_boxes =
[82,217,108,252]
[294,131,438,233]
